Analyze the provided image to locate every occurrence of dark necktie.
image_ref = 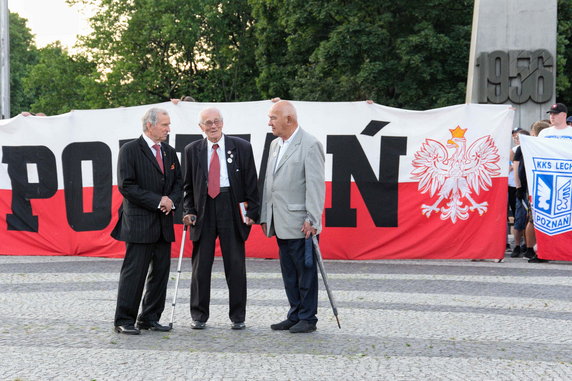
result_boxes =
[153,144,164,173]
[208,143,220,198]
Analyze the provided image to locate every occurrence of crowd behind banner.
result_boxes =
[0,101,515,260]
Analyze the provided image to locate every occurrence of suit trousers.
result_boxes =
[114,238,171,326]
[190,190,246,323]
[276,237,318,324]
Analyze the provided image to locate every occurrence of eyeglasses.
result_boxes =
[201,119,223,127]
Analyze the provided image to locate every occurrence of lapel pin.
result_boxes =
[170,164,175,170]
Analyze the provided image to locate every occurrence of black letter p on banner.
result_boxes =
[2,146,58,232]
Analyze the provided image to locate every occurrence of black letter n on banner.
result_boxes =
[2,146,57,232]
[326,134,407,228]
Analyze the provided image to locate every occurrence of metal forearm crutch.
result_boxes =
[169,224,188,329]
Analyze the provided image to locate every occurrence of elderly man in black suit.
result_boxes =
[183,107,259,330]
[112,107,182,335]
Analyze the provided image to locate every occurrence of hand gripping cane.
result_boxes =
[169,224,189,329]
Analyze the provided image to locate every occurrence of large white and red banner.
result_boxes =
[0,101,513,260]
[520,134,572,261]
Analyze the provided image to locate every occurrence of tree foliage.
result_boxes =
[251,0,472,109]
[556,0,572,107]
[23,43,105,115]
[9,12,38,116]
[69,0,258,106]
[7,0,572,114]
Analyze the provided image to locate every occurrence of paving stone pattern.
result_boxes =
[1,254,572,380]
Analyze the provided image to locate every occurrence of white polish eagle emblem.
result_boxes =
[410,126,501,223]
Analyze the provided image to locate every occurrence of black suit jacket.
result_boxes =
[183,135,260,242]
[112,136,183,243]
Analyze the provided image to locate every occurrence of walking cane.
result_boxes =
[169,224,189,329]
[311,235,341,329]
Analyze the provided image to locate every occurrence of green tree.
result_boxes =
[11,1,572,113]
[251,0,472,109]
[70,0,259,106]
[556,0,572,106]
[9,12,38,116]
[194,0,260,101]
[23,43,105,115]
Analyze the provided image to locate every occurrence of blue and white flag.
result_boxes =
[520,135,572,260]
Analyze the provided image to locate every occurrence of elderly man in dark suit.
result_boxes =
[112,107,182,335]
[183,107,259,330]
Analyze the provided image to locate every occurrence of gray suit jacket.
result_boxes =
[260,127,325,239]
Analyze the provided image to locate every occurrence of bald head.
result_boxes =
[271,100,297,121]
[268,101,298,140]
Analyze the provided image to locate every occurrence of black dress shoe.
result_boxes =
[136,321,172,332]
[524,248,535,259]
[270,319,297,331]
[191,321,206,329]
[114,324,140,335]
[289,320,316,333]
[231,322,246,330]
[528,256,549,263]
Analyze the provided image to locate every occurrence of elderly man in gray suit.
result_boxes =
[260,100,326,333]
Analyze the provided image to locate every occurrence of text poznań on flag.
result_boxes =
[520,134,572,260]
[0,102,513,259]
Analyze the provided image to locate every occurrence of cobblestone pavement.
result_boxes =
[1,253,572,380]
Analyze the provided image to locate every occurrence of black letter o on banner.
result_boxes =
[62,142,112,231]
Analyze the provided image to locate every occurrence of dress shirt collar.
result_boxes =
[142,133,159,150]
[278,126,300,147]
[207,134,225,152]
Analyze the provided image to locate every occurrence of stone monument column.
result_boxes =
[467,0,557,130]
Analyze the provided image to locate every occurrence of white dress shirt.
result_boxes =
[207,135,230,187]
[274,126,300,173]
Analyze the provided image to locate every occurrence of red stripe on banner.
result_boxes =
[0,180,508,260]
[311,179,508,260]
[535,231,572,261]
[83,187,93,214]
[0,188,124,257]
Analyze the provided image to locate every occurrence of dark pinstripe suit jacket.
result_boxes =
[111,135,183,243]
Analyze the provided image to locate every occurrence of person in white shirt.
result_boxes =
[539,103,572,139]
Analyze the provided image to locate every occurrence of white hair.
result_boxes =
[142,108,168,131]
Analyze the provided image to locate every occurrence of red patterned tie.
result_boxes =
[153,144,164,173]
[208,143,220,198]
